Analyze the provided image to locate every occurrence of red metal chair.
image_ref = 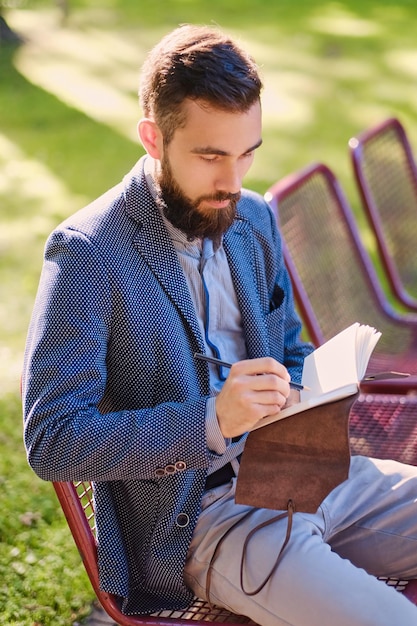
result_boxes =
[265,162,417,385]
[350,117,417,312]
[264,160,417,605]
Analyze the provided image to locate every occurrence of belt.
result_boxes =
[205,455,241,490]
[205,462,235,490]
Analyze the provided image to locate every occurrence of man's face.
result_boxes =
[156,98,262,239]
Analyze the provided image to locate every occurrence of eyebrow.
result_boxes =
[191,138,263,157]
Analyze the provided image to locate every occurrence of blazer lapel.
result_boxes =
[124,162,205,350]
[224,218,270,358]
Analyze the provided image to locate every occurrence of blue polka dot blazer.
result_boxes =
[22,157,312,615]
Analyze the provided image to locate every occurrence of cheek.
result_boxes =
[176,161,215,197]
[240,155,255,177]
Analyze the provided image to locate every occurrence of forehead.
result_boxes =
[172,98,262,155]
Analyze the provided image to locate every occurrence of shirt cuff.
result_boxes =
[205,396,229,454]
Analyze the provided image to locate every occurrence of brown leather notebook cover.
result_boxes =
[235,394,358,513]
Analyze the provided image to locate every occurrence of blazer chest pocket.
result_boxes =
[265,301,285,363]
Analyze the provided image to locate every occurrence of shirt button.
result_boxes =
[176,513,190,528]
[175,461,187,471]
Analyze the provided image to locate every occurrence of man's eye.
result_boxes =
[200,156,218,163]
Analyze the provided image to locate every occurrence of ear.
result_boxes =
[137,118,163,160]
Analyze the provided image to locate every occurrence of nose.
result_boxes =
[215,162,242,195]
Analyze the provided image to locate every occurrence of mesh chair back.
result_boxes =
[350,118,417,310]
[265,162,417,377]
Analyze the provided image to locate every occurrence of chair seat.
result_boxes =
[53,480,261,626]
[152,598,258,624]
[350,393,417,466]
[87,600,257,625]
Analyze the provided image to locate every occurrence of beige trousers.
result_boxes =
[184,456,417,626]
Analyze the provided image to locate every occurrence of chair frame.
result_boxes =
[350,117,417,312]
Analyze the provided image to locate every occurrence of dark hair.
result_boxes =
[139,24,262,143]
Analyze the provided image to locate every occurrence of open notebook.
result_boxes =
[235,323,381,511]
[251,322,381,431]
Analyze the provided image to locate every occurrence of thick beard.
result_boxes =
[156,155,240,240]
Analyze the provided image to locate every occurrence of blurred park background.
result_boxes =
[1,0,417,623]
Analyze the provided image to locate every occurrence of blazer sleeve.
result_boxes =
[22,228,209,483]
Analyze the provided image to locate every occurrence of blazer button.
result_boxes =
[155,468,166,477]
[165,464,176,474]
[176,513,190,528]
[175,461,187,471]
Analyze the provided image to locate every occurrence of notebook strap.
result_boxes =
[205,499,295,606]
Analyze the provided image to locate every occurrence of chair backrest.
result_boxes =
[350,117,417,311]
[52,481,256,626]
[265,162,417,377]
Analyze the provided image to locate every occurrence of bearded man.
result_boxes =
[22,24,417,626]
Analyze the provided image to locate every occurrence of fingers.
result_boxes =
[231,356,290,380]
[229,358,291,399]
[284,388,301,409]
[215,357,293,438]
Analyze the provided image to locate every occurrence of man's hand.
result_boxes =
[215,357,294,438]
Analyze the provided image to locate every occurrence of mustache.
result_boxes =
[198,191,241,204]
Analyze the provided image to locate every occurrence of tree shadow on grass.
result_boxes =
[0,44,144,394]
[0,44,143,207]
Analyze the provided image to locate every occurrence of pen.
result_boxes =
[194,353,309,391]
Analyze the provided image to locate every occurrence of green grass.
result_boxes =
[1,0,417,624]
[0,394,92,625]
